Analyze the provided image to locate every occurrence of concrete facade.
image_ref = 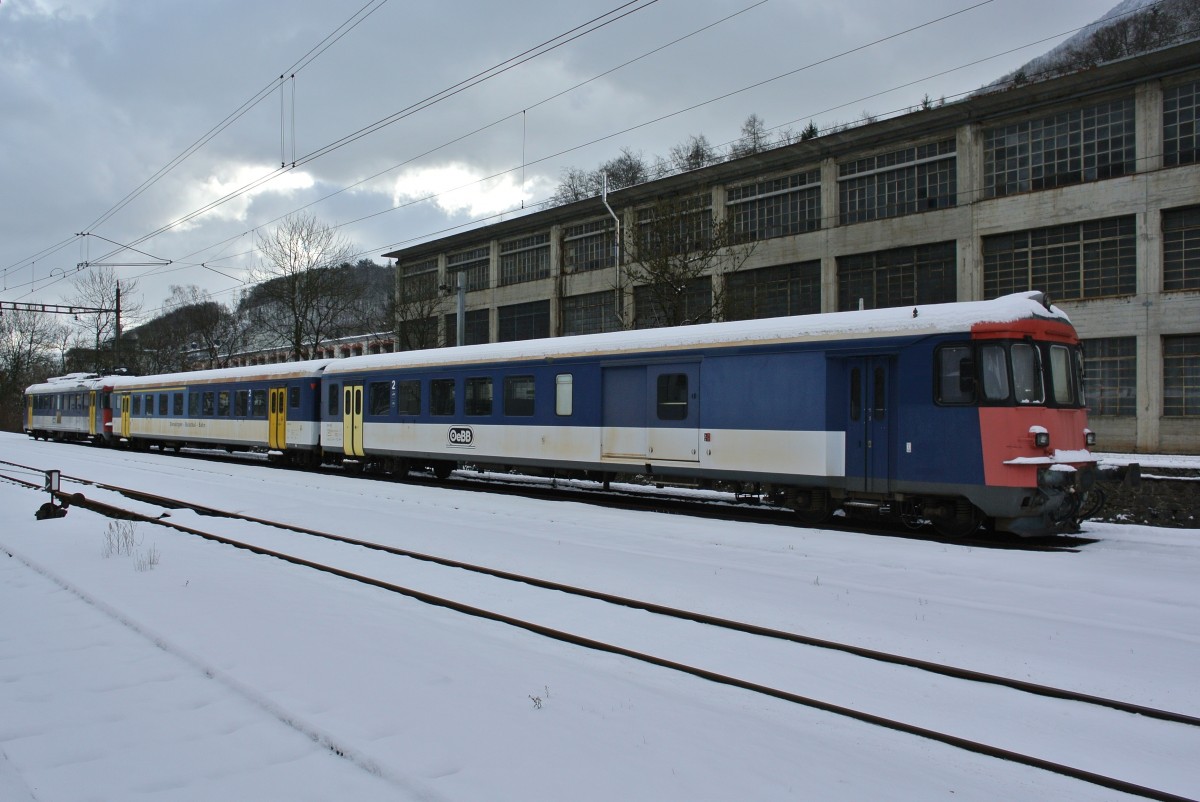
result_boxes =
[385,42,1200,455]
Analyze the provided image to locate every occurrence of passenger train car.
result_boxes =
[25,292,1101,537]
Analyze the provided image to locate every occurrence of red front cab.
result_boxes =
[972,316,1098,536]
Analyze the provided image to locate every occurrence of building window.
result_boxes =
[499,233,551,285]
[634,277,713,329]
[984,98,1135,197]
[1082,337,1136,417]
[1164,79,1199,167]
[444,309,490,347]
[837,242,956,311]
[725,261,821,321]
[726,169,821,240]
[636,194,712,256]
[563,220,615,273]
[562,290,620,336]
[983,216,1136,301]
[838,140,955,224]
[1164,206,1200,292]
[1163,335,1200,417]
[498,300,550,342]
[447,246,490,292]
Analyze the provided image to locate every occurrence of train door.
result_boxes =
[268,386,288,450]
[844,357,892,494]
[88,391,98,437]
[601,366,647,459]
[119,394,132,439]
[342,384,364,457]
[26,396,33,431]
[601,363,700,462]
[646,363,699,462]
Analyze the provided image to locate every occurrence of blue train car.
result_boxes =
[108,360,332,461]
[319,292,1099,536]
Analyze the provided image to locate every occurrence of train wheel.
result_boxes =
[432,461,454,480]
[930,499,983,538]
[791,489,833,527]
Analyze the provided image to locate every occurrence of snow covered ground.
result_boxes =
[1,433,1198,801]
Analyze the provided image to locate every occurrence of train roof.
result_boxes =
[324,292,1071,376]
[103,359,335,391]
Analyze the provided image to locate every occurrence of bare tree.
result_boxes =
[1,309,65,430]
[249,213,359,361]
[730,114,770,159]
[667,134,720,173]
[130,285,236,372]
[621,194,757,328]
[393,266,445,351]
[547,147,652,207]
[68,265,142,372]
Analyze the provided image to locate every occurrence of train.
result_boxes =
[24,291,1102,537]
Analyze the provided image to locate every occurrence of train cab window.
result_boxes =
[980,345,1010,402]
[173,393,184,416]
[504,375,535,417]
[158,395,169,416]
[327,384,339,416]
[936,344,976,404]
[398,380,421,415]
[234,390,249,417]
[251,389,267,418]
[202,392,215,416]
[556,374,573,416]
[431,379,456,416]
[465,377,493,416]
[1011,343,1044,405]
[1048,345,1077,405]
[656,373,689,421]
[217,391,230,417]
[368,382,392,416]
[289,387,301,409]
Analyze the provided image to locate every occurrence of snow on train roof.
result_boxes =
[102,359,335,391]
[325,292,1070,376]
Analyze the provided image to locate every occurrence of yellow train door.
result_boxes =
[342,384,364,457]
[268,387,288,451]
[26,395,33,431]
[120,394,131,439]
[88,391,98,437]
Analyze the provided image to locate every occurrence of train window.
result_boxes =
[980,345,1010,402]
[158,395,169,416]
[936,344,976,404]
[327,384,339,416]
[234,390,249,417]
[173,393,184,416]
[431,379,455,416]
[850,368,862,421]
[202,392,215,416]
[289,387,301,409]
[251,389,267,418]
[188,392,199,415]
[398,380,420,415]
[656,373,689,421]
[504,375,535,417]
[369,382,392,416]
[556,374,573,416]
[873,366,886,421]
[465,377,493,416]
[132,395,141,415]
[1011,343,1044,405]
[145,394,154,415]
[217,391,230,417]
[1049,345,1076,405]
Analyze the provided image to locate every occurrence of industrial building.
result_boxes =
[384,41,1200,454]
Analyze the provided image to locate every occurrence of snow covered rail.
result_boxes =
[5,463,1198,802]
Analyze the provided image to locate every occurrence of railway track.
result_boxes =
[3,460,1196,802]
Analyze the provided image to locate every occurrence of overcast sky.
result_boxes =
[0,0,1125,323]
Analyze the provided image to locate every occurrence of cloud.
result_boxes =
[391,162,551,219]
[175,165,317,228]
